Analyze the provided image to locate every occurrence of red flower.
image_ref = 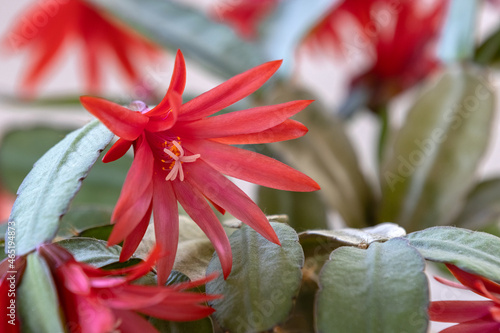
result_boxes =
[2,0,160,95]
[304,0,449,110]
[211,0,278,39]
[37,243,218,333]
[80,50,319,284]
[429,264,500,333]
[303,0,375,56]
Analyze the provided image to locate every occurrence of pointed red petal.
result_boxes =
[137,302,216,321]
[176,100,312,138]
[169,50,187,96]
[173,180,232,279]
[110,138,154,245]
[75,296,116,333]
[147,50,186,118]
[80,24,102,93]
[115,310,159,333]
[206,196,226,215]
[179,60,282,121]
[184,139,319,192]
[21,32,67,93]
[80,96,148,141]
[429,301,495,323]
[103,138,133,163]
[184,159,280,245]
[152,170,179,285]
[213,119,308,144]
[447,265,500,296]
[111,138,154,222]
[437,320,500,333]
[108,182,153,246]
[119,204,152,261]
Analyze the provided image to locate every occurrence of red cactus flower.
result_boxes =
[2,0,160,96]
[429,264,500,333]
[36,243,218,333]
[211,0,279,39]
[80,50,320,284]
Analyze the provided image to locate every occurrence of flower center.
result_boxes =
[161,140,200,181]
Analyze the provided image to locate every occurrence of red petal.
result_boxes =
[437,320,500,333]
[184,159,280,245]
[213,119,308,144]
[176,100,312,138]
[80,96,148,141]
[147,50,186,118]
[109,181,152,246]
[179,60,282,121]
[102,138,133,163]
[173,180,232,279]
[21,31,67,93]
[206,196,226,215]
[138,302,216,321]
[447,265,500,296]
[75,296,116,333]
[168,50,187,96]
[119,203,153,261]
[145,91,181,132]
[112,136,154,219]
[429,301,495,323]
[80,23,102,93]
[184,139,320,192]
[115,310,159,333]
[152,169,179,285]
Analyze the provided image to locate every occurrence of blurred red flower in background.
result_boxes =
[305,0,448,113]
[211,0,278,39]
[211,0,449,113]
[304,0,449,113]
[81,50,319,284]
[2,0,161,96]
[429,264,500,333]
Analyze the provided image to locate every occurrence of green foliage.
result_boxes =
[475,25,500,66]
[0,127,72,195]
[406,226,500,283]
[56,237,123,267]
[452,178,500,230]
[316,239,428,333]
[17,253,66,333]
[8,121,113,255]
[0,126,132,208]
[379,66,495,231]
[257,187,328,231]
[206,222,304,333]
[58,205,113,238]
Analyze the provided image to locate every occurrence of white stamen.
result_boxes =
[163,141,200,181]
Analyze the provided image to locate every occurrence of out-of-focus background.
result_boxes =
[2,1,500,332]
